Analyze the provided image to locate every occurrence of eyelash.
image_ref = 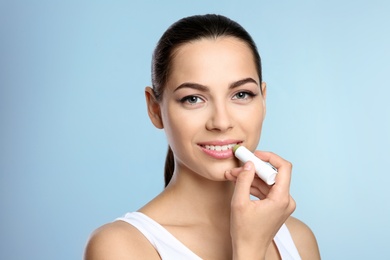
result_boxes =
[179,91,257,105]
[232,91,257,100]
[179,95,204,104]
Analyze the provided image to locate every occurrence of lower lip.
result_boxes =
[199,146,234,159]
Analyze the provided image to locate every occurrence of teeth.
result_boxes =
[204,143,237,151]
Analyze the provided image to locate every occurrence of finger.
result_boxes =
[231,161,256,204]
[250,186,267,200]
[231,167,272,190]
[224,170,237,182]
[228,167,244,178]
[253,151,290,171]
[253,151,293,191]
[230,164,271,195]
[251,176,271,195]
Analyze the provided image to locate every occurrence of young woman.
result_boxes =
[85,14,320,259]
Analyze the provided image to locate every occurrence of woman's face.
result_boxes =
[149,37,266,181]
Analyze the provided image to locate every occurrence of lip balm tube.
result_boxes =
[233,145,278,185]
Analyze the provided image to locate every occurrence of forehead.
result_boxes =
[167,37,259,87]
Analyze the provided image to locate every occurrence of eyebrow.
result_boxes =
[230,77,258,89]
[173,77,258,92]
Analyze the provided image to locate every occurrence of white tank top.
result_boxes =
[117,212,301,260]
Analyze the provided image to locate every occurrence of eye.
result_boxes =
[180,95,204,104]
[232,91,256,100]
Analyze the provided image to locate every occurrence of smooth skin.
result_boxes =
[84,37,320,260]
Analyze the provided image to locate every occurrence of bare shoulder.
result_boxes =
[285,216,321,259]
[84,221,160,260]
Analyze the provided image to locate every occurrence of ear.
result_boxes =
[261,82,267,118]
[145,87,164,129]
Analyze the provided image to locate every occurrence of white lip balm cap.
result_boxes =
[233,145,277,185]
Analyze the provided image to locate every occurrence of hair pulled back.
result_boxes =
[151,14,263,187]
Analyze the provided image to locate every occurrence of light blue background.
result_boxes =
[1,1,389,259]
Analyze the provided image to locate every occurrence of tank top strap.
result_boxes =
[116,212,202,260]
[274,223,302,259]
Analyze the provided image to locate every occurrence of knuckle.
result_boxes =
[287,161,293,168]
[286,161,293,169]
[277,195,296,214]
[280,197,290,208]
[289,197,297,213]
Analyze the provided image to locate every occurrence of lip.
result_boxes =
[197,140,242,159]
[197,139,242,146]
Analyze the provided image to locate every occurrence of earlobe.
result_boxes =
[145,87,164,129]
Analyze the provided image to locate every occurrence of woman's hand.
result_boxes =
[225,151,296,259]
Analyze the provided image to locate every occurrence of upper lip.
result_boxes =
[197,140,243,146]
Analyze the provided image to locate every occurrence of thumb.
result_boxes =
[232,161,256,204]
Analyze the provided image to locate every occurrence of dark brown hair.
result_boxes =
[151,14,262,187]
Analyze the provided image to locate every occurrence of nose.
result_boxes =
[205,103,233,132]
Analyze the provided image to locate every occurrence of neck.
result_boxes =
[147,167,235,226]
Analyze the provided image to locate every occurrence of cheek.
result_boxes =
[236,105,264,146]
[235,103,264,125]
[162,106,202,148]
